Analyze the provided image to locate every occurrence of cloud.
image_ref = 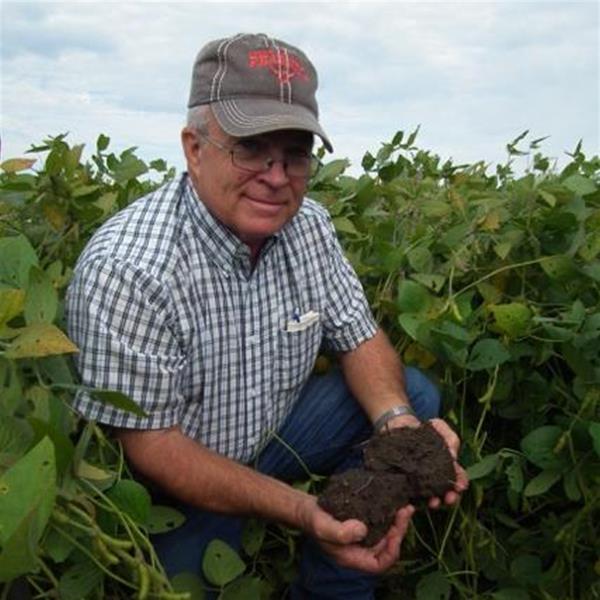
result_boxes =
[1,1,598,176]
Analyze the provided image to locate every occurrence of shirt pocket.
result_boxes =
[276,319,322,391]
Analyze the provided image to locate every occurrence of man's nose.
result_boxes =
[257,158,290,186]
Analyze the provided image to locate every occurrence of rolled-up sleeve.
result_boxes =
[66,257,187,429]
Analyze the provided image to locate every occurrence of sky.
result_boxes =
[1,1,598,177]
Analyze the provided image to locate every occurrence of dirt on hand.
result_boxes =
[317,422,457,547]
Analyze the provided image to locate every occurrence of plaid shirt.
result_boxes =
[66,173,377,463]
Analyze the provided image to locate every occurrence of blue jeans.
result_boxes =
[151,367,440,599]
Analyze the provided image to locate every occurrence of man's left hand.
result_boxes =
[384,415,469,509]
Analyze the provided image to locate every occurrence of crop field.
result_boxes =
[0,130,598,599]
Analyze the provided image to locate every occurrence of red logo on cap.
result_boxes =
[248,49,309,84]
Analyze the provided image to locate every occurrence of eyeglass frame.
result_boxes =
[193,130,321,179]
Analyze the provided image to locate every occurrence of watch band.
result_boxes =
[373,405,418,432]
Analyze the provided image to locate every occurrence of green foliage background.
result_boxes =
[0,130,598,599]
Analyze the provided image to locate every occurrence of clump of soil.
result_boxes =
[318,422,456,546]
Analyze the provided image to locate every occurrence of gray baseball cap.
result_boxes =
[188,33,333,152]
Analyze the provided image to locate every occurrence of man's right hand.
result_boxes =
[296,496,415,574]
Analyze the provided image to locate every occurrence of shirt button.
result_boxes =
[247,334,259,344]
[249,388,257,398]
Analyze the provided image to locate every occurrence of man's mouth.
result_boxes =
[244,194,286,213]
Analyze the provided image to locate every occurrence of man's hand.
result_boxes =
[385,415,469,509]
[295,496,414,574]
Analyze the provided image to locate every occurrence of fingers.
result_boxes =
[314,512,367,545]
[429,418,461,459]
[424,418,469,507]
[308,501,367,545]
[321,505,415,574]
[454,462,469,490]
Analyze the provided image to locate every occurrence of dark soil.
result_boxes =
[318,422,456,546]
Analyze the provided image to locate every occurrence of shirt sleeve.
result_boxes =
[320,217,378,352]
[66,257,187,429]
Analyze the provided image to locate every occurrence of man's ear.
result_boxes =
[181,127,202,169]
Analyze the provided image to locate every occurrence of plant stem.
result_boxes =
[453,256,548,299]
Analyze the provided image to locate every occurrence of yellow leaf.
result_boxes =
[75,459,115,483]
[42,202,67,231]
[95,192,118,216]
[0,289,25,328]
[5,323,78,358]
[479,210,501,231]
[404,342,437,369]
[0,158,36,173]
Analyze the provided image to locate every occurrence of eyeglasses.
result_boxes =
[195,131,319,178]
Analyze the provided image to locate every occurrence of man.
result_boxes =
[67,33,467,599]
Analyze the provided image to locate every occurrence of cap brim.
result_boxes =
[211,98,333,152]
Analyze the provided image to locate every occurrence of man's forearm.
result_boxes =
[338,329,415,424]
[115,426,312,529]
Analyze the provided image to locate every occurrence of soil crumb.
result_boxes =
[318,422,456,546]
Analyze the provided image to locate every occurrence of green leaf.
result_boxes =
[38,355,75,386]
[0,235,39,288]
[407,247,433,273]
[411,273,445,292]
[28,417,74,475]
[589,422,600,457]
[171,571,206,599]
[510,554,543,585]
[241,518,266,557]
[0,437,56,582]
[520,426,565,469]
[398,314,423,340]
[5,323,79,358]
[538,189,557,207]
[581,262,600,282]
[202,539,246,587]
[494,241,512,260]
[111,153,148,184]
[361,152,376,171]
[540,323,574,342]
[89,389,148,417]
[467,339,510,371]
[492,588,530,600]
[24,267,58,325]
[505,458,524,493]
[0,417,33,465]
[524,469,561,497]
[72,184,101,198]
[147,505,185,534]
[540,255,577,280]
[490,303,532,338]
[106,479,151,525]
[311,159,349,184]
[397,280,433,314]
[58,559,104,600]
[563,469,581,501]
[332,216,359,235]
[416,570,451,600]
[43,527,76,563]
[0,358,23,415]
[221,575,265,600]
[562,173,597,196]
[0,289,25,329]
[466,453,499,480]
[420,199,451,219]
[96,134,110,152]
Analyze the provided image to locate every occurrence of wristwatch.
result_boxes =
[373,405,418,432]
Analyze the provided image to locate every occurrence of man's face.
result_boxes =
[183,116,313,258]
